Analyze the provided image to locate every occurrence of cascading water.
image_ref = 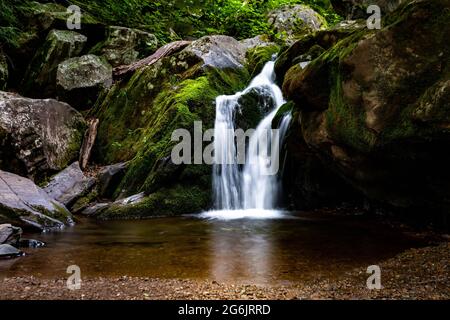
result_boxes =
[209,60,291,218]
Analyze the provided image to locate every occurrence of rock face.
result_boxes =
[0,224,22,246]
[0,51,8,90]
[282,0,450,221]
[56,54,113,109]
[91,35,250,218]
[91,26,158,67]
[22,29,87,98]
[0,91,86,181]
[44,162,95,207]
[97,162,128,198]
[268,5,327,44]
[0,170,72,231]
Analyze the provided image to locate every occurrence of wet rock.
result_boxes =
[81,203,110,216]
[56,54,113,110]
[43,162,95,207]
[0,224,22,246]
[22,29,87,98]
[267,5,326,44]
[0,50,8,90]
[0,170,72,231]
[19,239,45,248]
[91,26,158,67]
[0,244,23,259]
[0,91,86,181]
[97,162,128,198]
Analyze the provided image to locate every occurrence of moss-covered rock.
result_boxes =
[245,44,280,78]
[21,29,87,98]
[56,54,113,110]
[282,0,450,217]
[268,4,328,45]
[90,26,158,67]
[91,36,250,218]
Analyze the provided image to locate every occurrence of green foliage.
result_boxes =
[70,0,340,44]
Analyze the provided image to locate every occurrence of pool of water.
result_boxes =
[0,212,426,285]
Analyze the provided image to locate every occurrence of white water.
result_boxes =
[209,60,291,218]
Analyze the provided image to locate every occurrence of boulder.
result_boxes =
[282,0,450,220]
[0,224,22,245]
[267,5,327,44]
[0,244,23,259]
[330,0,409,19]
[22,29,87,98]
[0,91,86,181]
[0,51,8,90]
[240,35,276,52]
[91,36,249,217]
[43,162,95,207]
[0,170,72,231]
[91,26,158,67]
[56,54,113,110]
[97,162,128,198]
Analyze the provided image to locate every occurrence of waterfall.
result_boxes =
[212,60,291,213]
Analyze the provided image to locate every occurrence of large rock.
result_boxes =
[22,29,87,98]
[0,170,72,231]
[91,26,158,67]
[0,244,23,259]
[0,51,8,90]
[44,162,95,207]
[282,0,450,220]
[267,5,327,44]
[330,0,409,19]
[97,162,128,198]
[91,36,250,217]
[0,224,22,246]
[0,91,86,181]
[56,54,113,110]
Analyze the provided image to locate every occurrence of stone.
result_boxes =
[240,35,276,52]
[0,91,86,181]
[22,29,87,98]
[0,170,72,231]
[267,5,326,44]
[56,54,113,110]
[97,162,128,199]
[0,244,23,259]
[330,0,409,19]
[92,26,158,67]
[44,162,96,207]
[19,239,45,248]
[0,224,22,245]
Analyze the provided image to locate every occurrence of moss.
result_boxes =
[245,44,280,77]
[71,189,98,213]
[98,185,210,219]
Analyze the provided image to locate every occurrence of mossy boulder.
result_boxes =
[56,54,113,110]
[245,44,280,78]
[90,26,158,67]
[0,91,86,182]
[21,29,87,98]
[268,4,328,45]
[91,36,250,218]
[282,0,450,218]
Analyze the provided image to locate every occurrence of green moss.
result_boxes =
[246,44,280,78]
[98,185,210,219]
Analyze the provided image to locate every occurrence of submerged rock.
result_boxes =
[0,244,23,259]
[0,91,86,181]
[0,224,22,246]
[268,5,327,44]
[18,239,45,248]
[0,170,72,231]
[91,26,158,67]
[44,162,95,207]
[282,0,450,220]
[56,54,113,110]
[22,29,87,98]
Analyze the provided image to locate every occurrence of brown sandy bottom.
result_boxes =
[1,242,448,300]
